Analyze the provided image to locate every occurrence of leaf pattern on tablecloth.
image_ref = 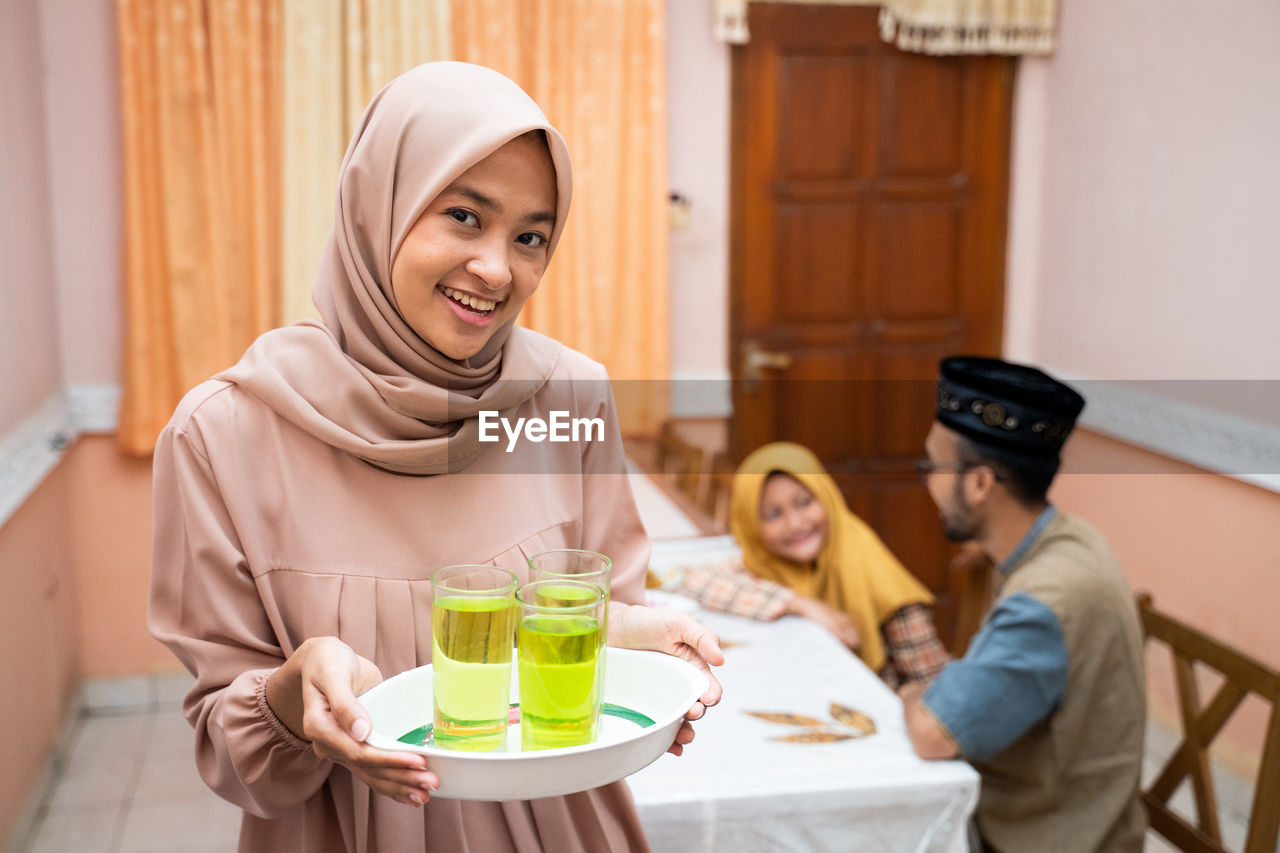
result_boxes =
[745,711,829,727]
[829,703,876,734]
[772,730,864,743]
[744,703,877,743]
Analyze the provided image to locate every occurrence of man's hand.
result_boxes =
[898,680,960,760]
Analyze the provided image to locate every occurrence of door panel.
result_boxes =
[778,56,869,179]
[882,56,964,175]
[775,205,861,321]
[729,3,1012,646]
[869,205,963,319]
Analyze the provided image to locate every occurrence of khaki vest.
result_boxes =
[975,513,1147,853]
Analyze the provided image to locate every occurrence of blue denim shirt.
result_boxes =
[922,507,1069,760]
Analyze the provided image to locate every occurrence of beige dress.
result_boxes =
[149,343,653,852]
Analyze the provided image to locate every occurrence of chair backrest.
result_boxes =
[1136,593,1280,853]
[947,544,993,656]
[699,451,735,530]
[655,421,706,505]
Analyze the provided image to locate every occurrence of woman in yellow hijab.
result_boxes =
[680,442,949,686]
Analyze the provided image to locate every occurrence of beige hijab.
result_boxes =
[218,62,573,475]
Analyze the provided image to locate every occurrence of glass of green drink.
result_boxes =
[430,565,518,752]
[515,579,607,751]
[527,549,612,617]
[528,549,613,711]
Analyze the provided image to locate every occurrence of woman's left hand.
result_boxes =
[607,602,724,756]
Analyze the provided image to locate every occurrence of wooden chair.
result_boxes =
[655,420,706,505]
[698,451,735,530]
[947,544,993,657]
[1136,593,1280,853]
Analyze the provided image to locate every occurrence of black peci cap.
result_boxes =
[935,356,1086,457]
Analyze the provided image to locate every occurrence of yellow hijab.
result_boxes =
[729,442,934,671]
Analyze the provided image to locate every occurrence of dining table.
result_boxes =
[625,534,980,853]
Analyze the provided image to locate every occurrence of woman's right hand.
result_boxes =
[265,636,439,807]
[787,596,861,652]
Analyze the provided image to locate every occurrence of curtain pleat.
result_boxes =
[279,0,452,324]
[452,0,671,434]
[116,0,280,455]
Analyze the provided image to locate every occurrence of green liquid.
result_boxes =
[526,582,604,608]
[517,614,602,751]
[432,595,514,752]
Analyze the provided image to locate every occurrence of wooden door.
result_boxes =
[728,3,1011,644]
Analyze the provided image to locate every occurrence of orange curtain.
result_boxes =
[451,0,671,434]
[279,0,452,324]
[116,0,280,454]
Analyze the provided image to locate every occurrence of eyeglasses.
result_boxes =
[914,458,1005,482]
[914,458,972,477]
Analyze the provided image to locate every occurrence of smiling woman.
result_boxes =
[390,131,558,361]
[147,61,722,853]
[677,441,950,689]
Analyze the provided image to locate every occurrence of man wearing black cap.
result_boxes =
[900,356,1147,852]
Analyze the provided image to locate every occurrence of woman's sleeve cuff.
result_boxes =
[252,670,314,754]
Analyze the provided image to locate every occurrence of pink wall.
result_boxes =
[666,0,732,412]
[40,0,124,385]
[1055,430,1280,777]
[67,436,170,677]
[0,436,162,841]
[0,0,64,435]
[0,460,79,844]
[1005,0,1280,379]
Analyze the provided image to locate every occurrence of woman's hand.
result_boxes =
[607,602,725,756]
[265,636,439,807]
[787,596,861,652]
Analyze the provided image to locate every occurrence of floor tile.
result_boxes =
[23,802,122,853]
[155,673,195,712]
[133,752,215,803]
[68,713,152,768]
[116,796,241,853]
[43,753,139,809]
[81,676,155,715]
[124,846,238,853]
[143,710,196,761]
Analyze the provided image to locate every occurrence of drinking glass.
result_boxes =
[527,549,612,611]
[516,579,607,750]
[529,549,613,694]
[430,565,518,752]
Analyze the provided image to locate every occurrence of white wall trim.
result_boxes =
[66,382,122,434]
[669,369,733,419]
[0,382,122,527]
[1046,367,1280,495]
[0,393,74,528]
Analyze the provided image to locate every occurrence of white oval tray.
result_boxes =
[359,648,708,800]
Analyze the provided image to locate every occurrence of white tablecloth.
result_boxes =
[626,461,704,540]
[627,609,979,853]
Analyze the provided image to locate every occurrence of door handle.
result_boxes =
[742,340,793,391]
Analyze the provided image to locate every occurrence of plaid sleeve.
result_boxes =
[676,558,796,621]
[883,603,951,685]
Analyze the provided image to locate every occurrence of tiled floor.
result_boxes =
[14,677,240,853]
